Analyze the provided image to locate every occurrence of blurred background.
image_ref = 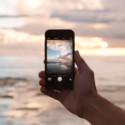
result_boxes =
[0,0,125,125]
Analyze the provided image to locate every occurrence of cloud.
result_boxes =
[102,38,125,48]
[1,28,125,55]
[13,23,48,35]
[47,40,72,54]
[1,0,125,54]
[56,52,72,62]
[50,8,117,23]
[12,20,125,41]
[1,0,124,39]
[72,22,125,39]
[100,0,125,10]
[50,13,116,23]
[12,17,75,35]
[13,0,103,15]
[0,14,43,18]
[0,14,30,18]
[71,8,113,12]
[11,16,125,40]
[0,29,44,54]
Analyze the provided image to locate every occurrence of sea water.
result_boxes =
[0,55,125,86]
[0,55,125,125]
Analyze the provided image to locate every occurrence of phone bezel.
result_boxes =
[45,29,75,90]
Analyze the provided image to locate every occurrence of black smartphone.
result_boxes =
[45,30,75,90]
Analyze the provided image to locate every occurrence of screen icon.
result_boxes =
[57,77,62,82]
[69,78,72,81]
[48,77,52,81]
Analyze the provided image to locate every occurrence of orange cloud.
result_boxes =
[1,29,125,56]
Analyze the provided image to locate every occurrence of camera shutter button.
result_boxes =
[57,77,62,82]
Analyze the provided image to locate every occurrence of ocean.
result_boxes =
[0,55,125,86]
[0,55,125,125]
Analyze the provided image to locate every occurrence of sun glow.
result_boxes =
[0,29,44,54]
[26,0,41,8]
[75,37,108,48]
[1,29,44,44]
[79,48,125,56]
[75,36,125,56]
[101,42,108,48]
[1,29,125,55]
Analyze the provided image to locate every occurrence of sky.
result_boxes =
[0,0,125,55]
[47,40,72,62]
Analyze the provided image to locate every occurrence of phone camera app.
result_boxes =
[47,40,73,74]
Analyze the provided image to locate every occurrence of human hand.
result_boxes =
[38,50,97,118]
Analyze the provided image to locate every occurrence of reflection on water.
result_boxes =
[1,79,125,125]
[47,62,72,74]
[0,78,90,125]
[1,55,125,124]
[1,55,125,86]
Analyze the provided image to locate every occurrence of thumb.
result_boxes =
[75,51,89,73]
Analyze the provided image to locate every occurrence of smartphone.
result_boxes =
[45,30,75,90]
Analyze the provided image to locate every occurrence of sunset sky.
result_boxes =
[47,40,72,62]
[0,0,125,55]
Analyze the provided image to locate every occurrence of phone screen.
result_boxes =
[47,40,73,74]
[45,30,74,89]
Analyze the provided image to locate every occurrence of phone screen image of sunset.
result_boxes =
[47,40,73,74]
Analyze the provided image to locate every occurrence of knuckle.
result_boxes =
[79,57,84,64]
[90,69,94,76]
[86,69,94,76]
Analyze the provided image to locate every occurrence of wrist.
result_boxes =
[81,90,99,119]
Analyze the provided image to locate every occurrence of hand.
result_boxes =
[38,51,97,118]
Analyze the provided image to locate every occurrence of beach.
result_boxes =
[0,78,125,125]
[1,0,125,124]
[0,55,125,125]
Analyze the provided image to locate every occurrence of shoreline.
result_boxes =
[0,77,125,125]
